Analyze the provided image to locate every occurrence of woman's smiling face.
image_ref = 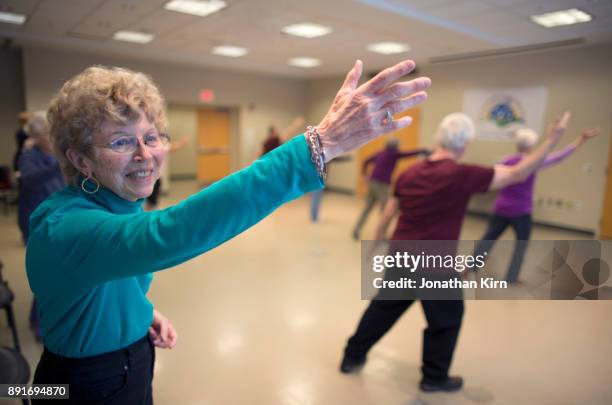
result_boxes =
[89,114,167,201]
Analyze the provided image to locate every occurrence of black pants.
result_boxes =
[33,335,155,404]
[474,214,532,282]
[345,299,463,382]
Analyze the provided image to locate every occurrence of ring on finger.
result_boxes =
[385,109,393,124]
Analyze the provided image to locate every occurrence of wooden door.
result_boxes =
[197,108,231,184]
[600,127,612,238]
[356,107,422,196]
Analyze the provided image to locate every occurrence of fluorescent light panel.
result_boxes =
[212,45,248,57]
[530,8,592,28]
[0,11,26,25]
[282,23,332,38]
[367,41,410,55]
[164,0,226,17]
[288,57,321,68]
[113,30,154,44]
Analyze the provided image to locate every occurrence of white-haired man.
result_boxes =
[340,112,572,393]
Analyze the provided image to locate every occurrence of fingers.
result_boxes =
[584,127,601,138]
[370,109,414,132]
[150,310,175,349]
[360,60,416,95]
[381,91,428,116]
[373,77,432,110]
[159,317,169,344]
[340,60,363,91]
[149,326,163,347]
[167,324,178,348]
[148,326,158,340]
[382,115,413,133]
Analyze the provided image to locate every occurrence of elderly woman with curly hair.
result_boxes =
[27,60,431,403]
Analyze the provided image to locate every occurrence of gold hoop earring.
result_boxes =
[81,175,100,194]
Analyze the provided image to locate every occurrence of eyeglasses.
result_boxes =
[100,133,171,154]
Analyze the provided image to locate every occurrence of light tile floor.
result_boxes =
[0,180,610,405]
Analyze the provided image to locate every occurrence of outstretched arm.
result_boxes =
[32,137,323,288]
[540,127,600,169]
[398,148,430,159]
[489,112,571,191]
[279,117,305,142]
[31,59,432,288]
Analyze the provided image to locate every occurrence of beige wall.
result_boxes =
[166,106,198,178]
[21,46,307,171]
[305,43,612,232]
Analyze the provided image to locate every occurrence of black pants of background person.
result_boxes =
[32,335,155,404]
[474,214,532,283]
[344,299,463,383]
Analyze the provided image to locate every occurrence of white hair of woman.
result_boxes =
[435,113,475,153]
[26,111,49,138]
[514,128,539,152]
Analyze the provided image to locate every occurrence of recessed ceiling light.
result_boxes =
[530,8,592,28]
[212,45,248,57]
[367,42,411,55]
[113,31,154,44]
[288,57,322,68]
[281,23,333,39]
[0,11,27,25]
[164,0,226,17]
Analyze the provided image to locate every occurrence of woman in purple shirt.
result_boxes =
[352,139,428,239]
[475,124,600,283]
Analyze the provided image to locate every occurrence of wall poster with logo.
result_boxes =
[463,86,548,140]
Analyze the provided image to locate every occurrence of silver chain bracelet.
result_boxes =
[305,126,327,182]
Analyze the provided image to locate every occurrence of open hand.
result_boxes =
[316,60,431,162]
[579,127,601,145]
[149,309,178,349]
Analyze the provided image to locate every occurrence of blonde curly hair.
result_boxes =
[47,66,167,183]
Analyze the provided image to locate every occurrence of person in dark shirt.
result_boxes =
[262,125,282,154]
[18,112,65,243]
[261,117,305,156]
[18,112,65,340]
[13,111,32,173]
[340,112,571,393]
[352,138,427,239]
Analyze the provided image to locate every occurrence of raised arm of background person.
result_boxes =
[540,127,600,169]
[279,116,306,142]
[398,148,430,159]
[489,112,571,191]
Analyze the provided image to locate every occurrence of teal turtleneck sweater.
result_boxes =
[26,136,323,357]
